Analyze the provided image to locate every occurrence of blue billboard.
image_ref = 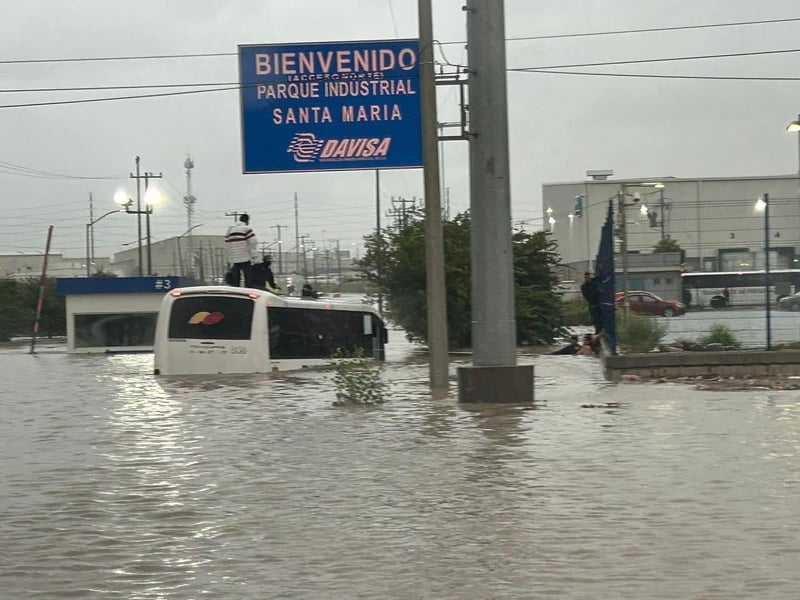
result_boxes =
[238,39,422,174]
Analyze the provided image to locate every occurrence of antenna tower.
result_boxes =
[183,155,197,275]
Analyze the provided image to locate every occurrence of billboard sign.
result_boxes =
[238,39,422,174]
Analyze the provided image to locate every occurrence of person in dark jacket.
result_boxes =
[251,255,280,293]
[550,335,581,355]
[301,283,322,298]
[581,271,603,334]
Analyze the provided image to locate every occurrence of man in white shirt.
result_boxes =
[224,213,259,287]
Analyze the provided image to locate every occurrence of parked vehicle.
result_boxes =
[778,291,800,311]
[614,291,686,317]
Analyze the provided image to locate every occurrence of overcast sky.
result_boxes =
[2,0,800,261]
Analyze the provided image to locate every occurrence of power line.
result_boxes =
[0,160,124,180]
[0,51,234,65]
[515,47,800,72]
[0,85,239,109]
[443,16,800,44]
[1,16,798,65]
[521,70,800,82]
[2,43,800,106]
[0,82,239,93]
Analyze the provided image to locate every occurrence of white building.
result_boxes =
[0,253,111,279]
[542,174,799,297]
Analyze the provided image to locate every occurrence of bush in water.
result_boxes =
[330,347,385,406]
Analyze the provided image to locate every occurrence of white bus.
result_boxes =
[681,270,800,309]
[153,286,387,375]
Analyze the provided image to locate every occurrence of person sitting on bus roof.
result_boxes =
[301,283,322,298]
[252,255,280,293]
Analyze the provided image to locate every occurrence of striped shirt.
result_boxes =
[225,223,259,264]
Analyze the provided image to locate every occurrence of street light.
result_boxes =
[786,115,800,240]
[85,209,122,277]
[176,224,204,276]
[756,193,772,350]
[546,206,555,230]
[617,182,664,319]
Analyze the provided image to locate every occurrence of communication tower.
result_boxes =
[183,155,197,275]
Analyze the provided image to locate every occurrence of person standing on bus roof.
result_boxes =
[225,213,259,287]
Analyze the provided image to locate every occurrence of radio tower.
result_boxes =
[183,154,197,276]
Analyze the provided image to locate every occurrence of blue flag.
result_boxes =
[595,201,617,354]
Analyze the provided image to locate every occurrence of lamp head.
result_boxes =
[114,190,131,206]
[143,186,161,208]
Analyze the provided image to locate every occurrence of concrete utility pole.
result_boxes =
[459,0,533,403]
[130,157,162,277]
[418,0,449,397]
[129,157,144,276]
[294,192,301,273]
[374,170,383,316]
[271,224,287,274]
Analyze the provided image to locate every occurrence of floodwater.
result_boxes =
[2,333,800,599]
[649,308,800,349]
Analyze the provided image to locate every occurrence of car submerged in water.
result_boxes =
[614,291,686,317]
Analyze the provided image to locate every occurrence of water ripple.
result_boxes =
[1,347,799,599]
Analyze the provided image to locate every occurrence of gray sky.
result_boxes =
[2,0,800,261]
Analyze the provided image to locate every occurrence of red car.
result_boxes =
[614,291,686,317]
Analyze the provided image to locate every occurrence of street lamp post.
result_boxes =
[617,187,631,320]
[785,115,800,251]
[617,182,664,320]
[85,209,122,276]
[176,224,203,276]
[756,194,772,350]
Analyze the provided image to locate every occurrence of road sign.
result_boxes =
[238,39,422,174]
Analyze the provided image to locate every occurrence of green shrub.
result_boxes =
[330,347,385,406]
[617,313,667,353]
[561,299,591,327]
[699,324,741,349]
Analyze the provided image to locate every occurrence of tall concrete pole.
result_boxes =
[460,0,533,403]
[418,0,449,397]
[466,0,515,366]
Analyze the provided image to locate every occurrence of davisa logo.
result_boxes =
[287,133,391,163]
[286,133,325,163]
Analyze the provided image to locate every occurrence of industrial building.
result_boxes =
[542,174,800,300]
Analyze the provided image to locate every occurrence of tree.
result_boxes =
[0,278,66,341]
[653,238,682,253]
[359,211,565,349]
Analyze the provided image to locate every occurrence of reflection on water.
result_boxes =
[1,345,800,599]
